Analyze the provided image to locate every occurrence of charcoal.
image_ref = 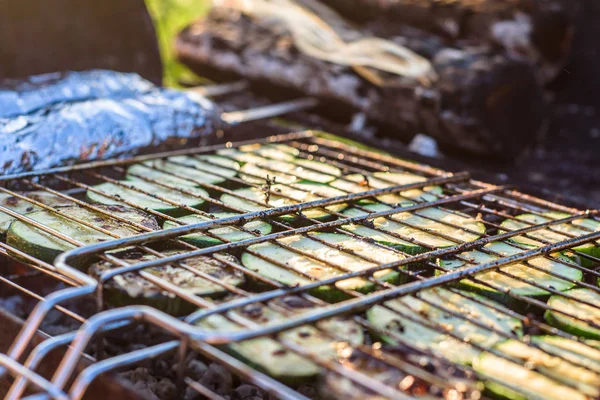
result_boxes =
[320,0,574,82]
[186,359,209,380]
[200,363,234,395]
[176,8,545,158]
[0,70,220,175]
[233,384,266,400]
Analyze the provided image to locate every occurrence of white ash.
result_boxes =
[408,134,439,158]
[348,112,376,138]
[491,12,533,59]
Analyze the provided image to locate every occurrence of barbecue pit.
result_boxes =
[0,125,598,399]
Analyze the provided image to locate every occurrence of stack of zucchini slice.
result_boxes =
[501,212,600,267]
[162,212,272,248]
[197,297,363,383]
[0,191,74,234]
[89,250,245,316]
[438,242,582,309]
[6,142,600,398]
[366,288,522,365]
[242,232,408,302]
[474,337,600,400]
[7,204,159,263]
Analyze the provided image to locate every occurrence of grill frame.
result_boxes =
[0,131,599,399]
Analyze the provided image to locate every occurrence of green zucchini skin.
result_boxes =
[0,191,74,234]
[89,251,244,316]
[220,184,348,224]
[366,288,522,365]
[330,172,443,206]
[436,242,583,313]
[501,212,600,268]
[219,143,341,185]
[241,232,408,302]
[6,205,158,265]
[343,203,485,255]
[197,298,363,384]
[474,337,600,400]
[86,180,209,217]
[544,288,600,340]
[162,212,272,248]
[126,155,240,188]
[217,144,298,164]
[318,347,482,400]
[239,159,342,185]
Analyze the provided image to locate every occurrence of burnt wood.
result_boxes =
[177,8,545,158]
[320,0,574,82]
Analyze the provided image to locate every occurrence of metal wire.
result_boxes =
[0,131,599,399]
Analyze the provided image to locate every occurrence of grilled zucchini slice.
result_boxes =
[545,288,600,339]
[86,180,208,217]
[239,159,342,185]
[238,143,299,160]
[0,191,74,234]
[241,232,406,302]
[89,251,244,316]
[162,212,272,248]
[127,155,239,187]
[220,183,347,222]
[437,241,582,309]
[366,288,522,365]
[330,172,442,205]
[473,337,600,400]
[319,347,481,400]
[221,144,340,184]
[217,144,297,163]
[6,205,158,263]
[197,299,363,383]
[343,203,485,254]
[501,212,600,267]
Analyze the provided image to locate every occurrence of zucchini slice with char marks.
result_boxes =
[89,251,244,316]
[320,347,481,400]
[239,158,342,185]
[330,172,443,205]
[545,288,600,339]
[6,205,158,263]
[238,143,299,161]
[366,288,522,365]
[343,203,485,255]
[438,241,582,309]
[219,143,341,184]
[501,212,600,267]
[86,180,208,217]
[197,297,363,383]
[0,191,74,234]
[217,144,297,163]
[127,155,239,187]
[474,337,600,400]
[241,232,407,302]
[220,183,347,222]
[162,212,272,248]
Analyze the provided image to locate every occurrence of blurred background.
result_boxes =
[1,0,598,206]
[152,0,600,207]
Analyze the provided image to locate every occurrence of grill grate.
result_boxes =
[0,131,599,399]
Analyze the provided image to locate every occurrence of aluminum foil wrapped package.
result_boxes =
[0,70,219,175]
